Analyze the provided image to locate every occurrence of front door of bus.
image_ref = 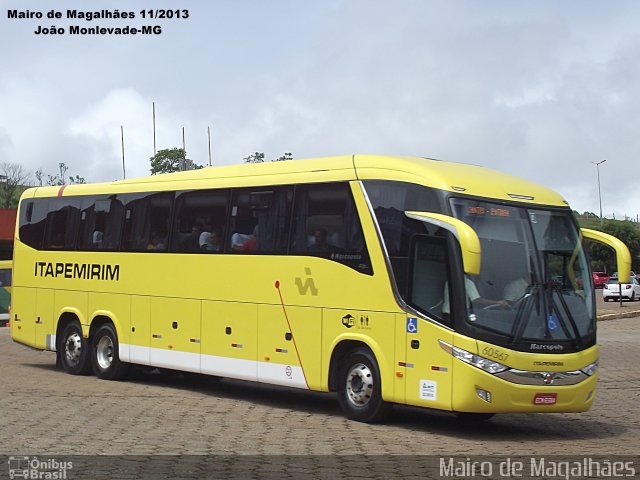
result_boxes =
[402,235,454,411]
[403,316,454,411]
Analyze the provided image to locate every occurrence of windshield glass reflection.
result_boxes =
[449,199,593,343]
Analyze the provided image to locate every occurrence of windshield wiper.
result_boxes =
[550,286,583,349]
[509,284,540,345]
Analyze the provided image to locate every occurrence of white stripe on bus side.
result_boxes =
[120,344,308,390]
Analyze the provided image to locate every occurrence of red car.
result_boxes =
[592,272,610,288]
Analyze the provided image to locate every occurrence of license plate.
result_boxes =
[534,393,557,405]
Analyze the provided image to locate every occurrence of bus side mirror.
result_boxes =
[405,211,481,276]
[581,228,632,284]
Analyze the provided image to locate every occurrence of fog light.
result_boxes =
[585,390,594,402]
[476,387,492,403]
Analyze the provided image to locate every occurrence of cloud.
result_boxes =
[2,0,640,218]
[67,88,154,180]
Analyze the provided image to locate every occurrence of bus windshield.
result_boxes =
[448,199,594,346]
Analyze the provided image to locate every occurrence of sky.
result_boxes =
[1,0,639,219]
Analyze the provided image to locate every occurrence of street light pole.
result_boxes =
[592,159,607,225]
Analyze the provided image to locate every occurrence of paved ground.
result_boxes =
[0,309,638,478]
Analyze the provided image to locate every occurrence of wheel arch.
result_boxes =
[55,311,82,351]
[327,336,391,399]
[89,312,128,362]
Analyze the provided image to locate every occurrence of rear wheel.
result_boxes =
[91,324,129,380]
[337,348,391,422]
[59,322,91,375]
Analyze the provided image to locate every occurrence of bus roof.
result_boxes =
[21,155,568,207]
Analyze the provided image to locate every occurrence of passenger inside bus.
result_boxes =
[201,229,222,252]
[147,231,167,251]
[199,222,213,250]
[441,276,509,317]
[308,228,337,252]
[231,225,258,252]
[180,223,202,252]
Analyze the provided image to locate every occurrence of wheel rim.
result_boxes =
[345,362,374,407]
[64,332,83,366]
[96,335,114,370]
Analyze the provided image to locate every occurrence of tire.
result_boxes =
[59,321,91,375]
[604,298,609,302]
[337,348,391,422]
[91,324,129,380]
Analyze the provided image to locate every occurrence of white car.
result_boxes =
[603,277,640,301]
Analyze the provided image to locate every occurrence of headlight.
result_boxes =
[439,340,509,374]
[581,360,598,376]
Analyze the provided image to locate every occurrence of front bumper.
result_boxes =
[451,360,597,413]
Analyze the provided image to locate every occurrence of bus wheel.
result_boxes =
[91,324,129,380]
[337,348,391,422]
[60,322,91,375]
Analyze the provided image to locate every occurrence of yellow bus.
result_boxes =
[0,260,11,326]
[11,155,630,422]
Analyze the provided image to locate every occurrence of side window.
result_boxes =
[364,180,442,296]
[43,198,82,250]
[18,198,48,250]
[172,189,229,253]
[229,187,292,254]
[0,268,11,287]
[408,235,453,326]
[123,192,173,252]
[292,182,371,274]
[78,196,125,251]
[363,181,441,256]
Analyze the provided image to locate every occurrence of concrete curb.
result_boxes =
[597,310,640,321]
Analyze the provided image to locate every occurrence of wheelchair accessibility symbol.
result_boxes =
[406,317,418,334]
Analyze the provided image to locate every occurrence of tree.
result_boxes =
[35,163,86,186]
[243,152,293,163]
[274,152,293,162]
[243,152,265,164]
[150,148,203,175]
[0,161,30,208]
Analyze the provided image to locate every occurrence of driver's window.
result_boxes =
[408,235,452,326]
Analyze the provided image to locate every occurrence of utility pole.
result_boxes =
[592,159,607,224]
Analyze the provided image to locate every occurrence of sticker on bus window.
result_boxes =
[420,380,437,401]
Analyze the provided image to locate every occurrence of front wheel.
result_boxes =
[91,324,129,380]
[59,321,91,375]
[337,348,391,422]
